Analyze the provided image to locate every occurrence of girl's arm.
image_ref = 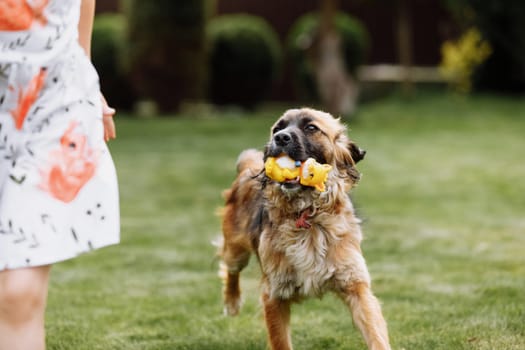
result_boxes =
[78,0,116,141]
[78,0,95,57]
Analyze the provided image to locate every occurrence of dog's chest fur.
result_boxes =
[260,220,336,299]
[258,187,366,300]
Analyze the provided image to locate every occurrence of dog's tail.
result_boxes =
[219,148,264,210]
[236,149,264,174]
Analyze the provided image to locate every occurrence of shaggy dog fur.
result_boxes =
[218,108,391,350]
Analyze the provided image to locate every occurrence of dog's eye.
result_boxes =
[272,121,286,134]
[305,124,318,132]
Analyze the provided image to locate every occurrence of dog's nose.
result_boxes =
[274,131,292,147]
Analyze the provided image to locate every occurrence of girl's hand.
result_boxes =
[101,94,116,142]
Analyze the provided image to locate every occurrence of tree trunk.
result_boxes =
[312,0,358,116]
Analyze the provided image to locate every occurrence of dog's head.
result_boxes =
[264,108,365,193]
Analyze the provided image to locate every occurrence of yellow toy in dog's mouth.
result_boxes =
[264,155,332,192]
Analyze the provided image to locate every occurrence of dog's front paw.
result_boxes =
[223,296,243,316]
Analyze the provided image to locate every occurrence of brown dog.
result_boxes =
[218,108,391,350]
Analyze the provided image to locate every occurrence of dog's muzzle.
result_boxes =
[269,129,305,161]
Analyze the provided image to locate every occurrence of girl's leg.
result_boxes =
[0,265,52,350]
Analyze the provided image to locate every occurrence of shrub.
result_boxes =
[440,27,492,93]
[287,12,369,101]
[91,13,136,110]
[207,14,282,108]
[122,0,208,112]
[445,0,525,93]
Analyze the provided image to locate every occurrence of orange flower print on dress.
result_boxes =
[10,67,47,130]
[40,121,99,203]
[0,0,49,31]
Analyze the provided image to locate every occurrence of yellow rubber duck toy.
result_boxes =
[299,158,332,192]
[264,155,301,182]
[264,156,332,192]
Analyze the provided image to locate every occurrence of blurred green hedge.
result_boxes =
[91,13,136,110]
[287,12,369,101]
[122,0,208,112]
[207,14,282,108]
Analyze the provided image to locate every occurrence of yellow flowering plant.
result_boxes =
[440,28,492,93]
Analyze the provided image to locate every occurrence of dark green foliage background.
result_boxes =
[207,14,282,108]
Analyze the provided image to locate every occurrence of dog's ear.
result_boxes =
[334,133,364,183]
[349,142,366,164]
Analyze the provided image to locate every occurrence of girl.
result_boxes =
[0,1,120,348]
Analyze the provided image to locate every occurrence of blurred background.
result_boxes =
[92,0,525,115]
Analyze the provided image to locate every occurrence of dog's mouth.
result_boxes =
[282,176,300,186]
[280,179,302,194]
[279,170,307,194]
[266,151,313,194]
[265,147,327,195]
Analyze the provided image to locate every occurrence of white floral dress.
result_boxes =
[0,0,120,270]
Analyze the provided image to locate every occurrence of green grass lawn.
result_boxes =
[46,93,525,350]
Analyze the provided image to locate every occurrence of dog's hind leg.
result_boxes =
[219,240,251,316]
[262,291,293,350]
[339,282,391,350]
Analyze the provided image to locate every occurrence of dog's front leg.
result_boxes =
[262,291,293,350]
[340,282,391,350]
[219,242,251,316]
